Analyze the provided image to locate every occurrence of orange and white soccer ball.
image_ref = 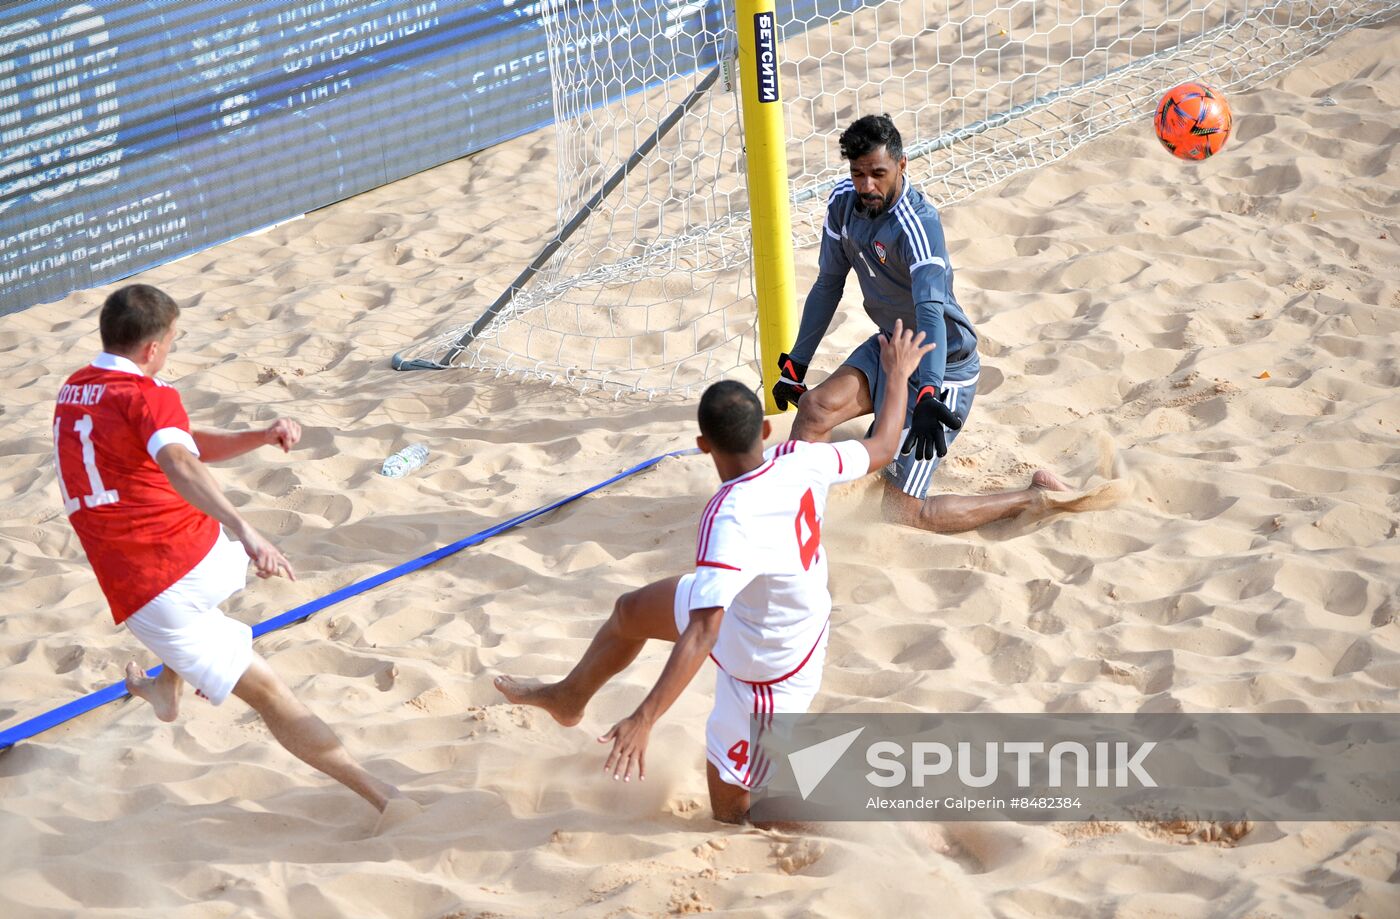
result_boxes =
[1154,82,1232,160]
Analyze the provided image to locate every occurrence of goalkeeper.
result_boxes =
[775,114,1079,533]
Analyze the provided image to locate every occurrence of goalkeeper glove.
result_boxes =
[772,352,809,411]
[902,386,963,461]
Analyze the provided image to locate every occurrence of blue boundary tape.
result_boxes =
[0,447,697,752]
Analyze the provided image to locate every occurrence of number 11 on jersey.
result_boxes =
[54,415,120,514]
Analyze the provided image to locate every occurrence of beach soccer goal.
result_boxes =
[391,0,1399,397]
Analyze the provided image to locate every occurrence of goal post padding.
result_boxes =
[738,0,798,415]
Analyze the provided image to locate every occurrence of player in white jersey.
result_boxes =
[495,322,934,824]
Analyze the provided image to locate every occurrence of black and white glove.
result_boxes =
[902,386,963,461]
[772,352,809,411]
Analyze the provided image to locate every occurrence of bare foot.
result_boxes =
[1030,469,1072,492]
[1030,476,1131,515]
[493,675,584,727]
[125,662,180,723]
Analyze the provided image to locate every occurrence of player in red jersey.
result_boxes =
[495,321,934,825]
[53,284,400,815]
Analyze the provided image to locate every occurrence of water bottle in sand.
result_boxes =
[380,444,429,478]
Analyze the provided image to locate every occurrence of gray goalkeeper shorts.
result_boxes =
[842,332,980,499]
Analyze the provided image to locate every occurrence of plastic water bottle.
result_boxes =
[380,444,429,478]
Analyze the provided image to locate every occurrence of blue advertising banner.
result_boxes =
[1,1,864,315]
[1,0,561,313]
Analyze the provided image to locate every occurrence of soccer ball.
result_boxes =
[1154,82,1232,160]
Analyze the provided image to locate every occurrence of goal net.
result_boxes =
[393,0,1399,395]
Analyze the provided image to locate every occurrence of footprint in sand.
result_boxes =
[371,797,425,837]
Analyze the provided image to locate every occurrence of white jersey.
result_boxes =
[687,438,870,682]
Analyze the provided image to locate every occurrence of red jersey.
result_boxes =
[53,353,221,623]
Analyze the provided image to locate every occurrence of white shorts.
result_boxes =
[674,574,828,789]
[124,533,253,706]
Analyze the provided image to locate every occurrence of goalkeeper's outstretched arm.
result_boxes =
[773,269,847,410]
[789,271,845,365]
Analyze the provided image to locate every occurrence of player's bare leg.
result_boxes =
[706,762,817,831]
[790,365,874,443]
[125,661,183,722]
[231,654,400,812]
[881,468,1126,534]
[495,575,683,727]
[707,760,750,824]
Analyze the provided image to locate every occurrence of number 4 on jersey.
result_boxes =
[727,739,749,771]
[54,415,119,514]
[793,488,821,570]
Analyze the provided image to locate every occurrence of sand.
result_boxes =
[2,17,1398,919]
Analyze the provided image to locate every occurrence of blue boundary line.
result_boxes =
[0,447,697,752]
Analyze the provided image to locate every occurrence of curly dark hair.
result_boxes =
[839,113,904,162]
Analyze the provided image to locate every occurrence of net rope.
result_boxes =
[395,0,1400,395]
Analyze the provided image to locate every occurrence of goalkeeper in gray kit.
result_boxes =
[775,114,1090,533]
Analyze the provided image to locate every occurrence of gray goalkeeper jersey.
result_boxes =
[792,178,978,391]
